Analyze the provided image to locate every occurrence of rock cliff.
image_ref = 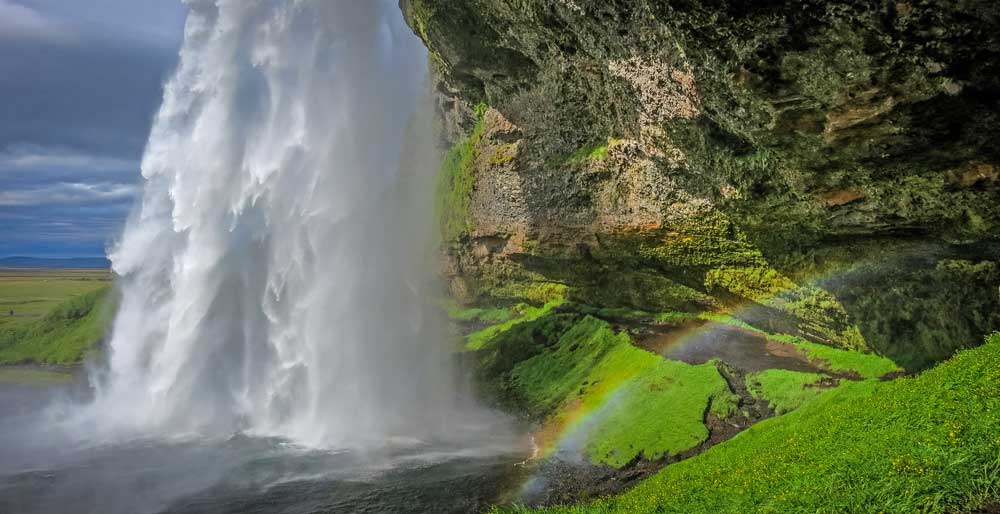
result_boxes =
[402,0,1000,370]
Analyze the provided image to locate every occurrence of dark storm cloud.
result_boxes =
[0,17,179,158]
[0,0,185,257]
[0,202,132,257]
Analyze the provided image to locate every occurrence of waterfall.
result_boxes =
[88,0,460,448]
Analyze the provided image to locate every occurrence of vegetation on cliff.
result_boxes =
[408,0,1000,371]
[435,103,487,243]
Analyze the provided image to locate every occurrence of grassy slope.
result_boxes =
[467,300,564,351]
[477,315,729,467]
[502,333,1000,514]
[747,369,831,414]
[0,286,113,365]
[582,357,728,467]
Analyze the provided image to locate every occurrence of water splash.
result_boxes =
[86,0,472,448]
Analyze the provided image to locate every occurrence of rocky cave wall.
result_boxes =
[401,0,1000,370]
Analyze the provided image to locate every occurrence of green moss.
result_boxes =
[584,358,729,467]
[0,286,114,365]
[478,314,729,468]
[490,281,568,305]
[435,103,488,242]
[476,312,582,383]
[781,335,902,380]
[631,212,766,270]
[704,265,796,298]
[703,263,869,352]
[447,303,514,324]
[747,369,833,414]
[466,299,564,351]
[563,143,609,165]
[575,305,655,322]
[505,316,642,417]
[500,333,1000,514]
[581,213,872,339]
[828,258,1000,370]
[488,143,518,166]
[654,311,701,325]
[572,270,715,314]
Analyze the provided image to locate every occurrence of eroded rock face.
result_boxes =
[403,0,1000,369]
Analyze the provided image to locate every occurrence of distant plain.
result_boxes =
[0,269,111,329]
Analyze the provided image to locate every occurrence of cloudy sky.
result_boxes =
[0,0,187,257]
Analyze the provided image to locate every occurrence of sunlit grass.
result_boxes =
[497,332,1000,514]
[747,369,832,414]
[479,315,728,467]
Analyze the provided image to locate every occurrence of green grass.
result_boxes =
[498,333,1000,514]
[0,286,114,365]
[708,384,741,418]
[506,316,653,416]
[491,282,568,305]
[435,103,487,242]
[564,144,609,165]
[479,315,729,467]
[582,357,729,467]
[448,304,515,324]
[654,311,701,324]
[0,269,110,328]
[747,369,833,414]
[777,334,902,379]
[559,138,625,166]
[466,300,564,351]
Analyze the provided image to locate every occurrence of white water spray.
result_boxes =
[89,0,465,448]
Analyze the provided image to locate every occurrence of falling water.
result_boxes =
[87,0,463,448]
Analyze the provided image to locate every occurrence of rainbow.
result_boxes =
[509,256,895,500]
